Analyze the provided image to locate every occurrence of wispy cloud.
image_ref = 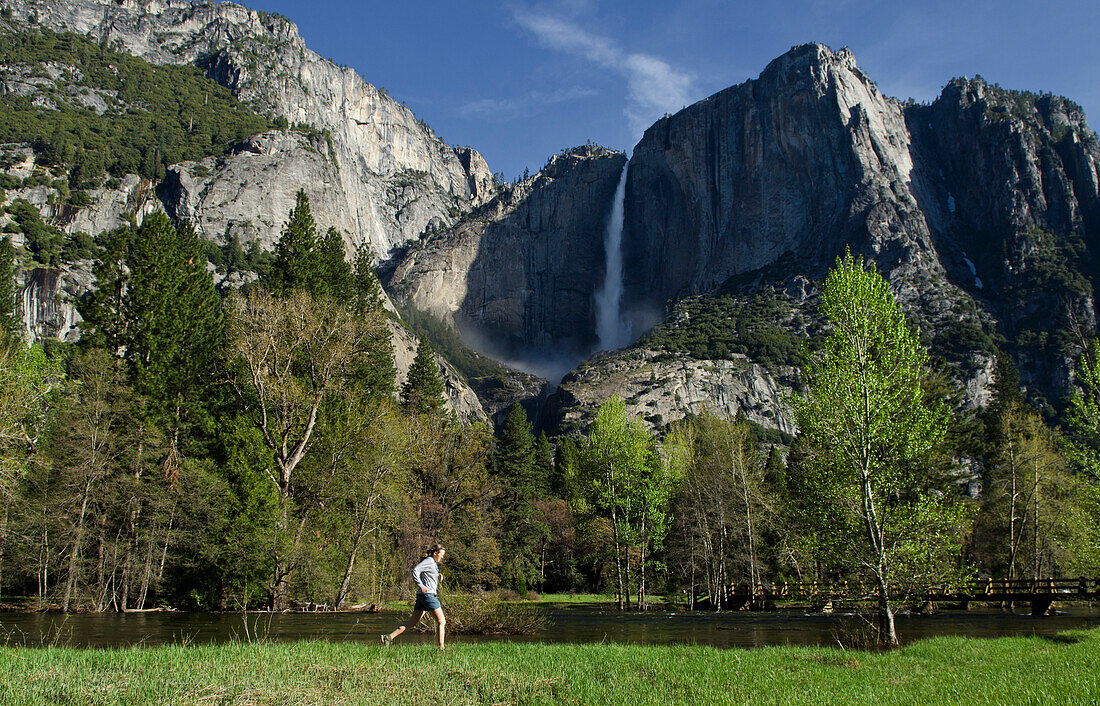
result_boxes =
[512,6,694,137]
[457,86,598,119]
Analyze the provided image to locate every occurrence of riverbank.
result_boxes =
[2,628,1098,704]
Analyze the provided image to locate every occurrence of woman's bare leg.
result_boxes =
[386,609,424,642]
[432,607,446,650]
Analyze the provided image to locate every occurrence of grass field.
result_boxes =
[532,593,618,603]
[1,629,1098,704]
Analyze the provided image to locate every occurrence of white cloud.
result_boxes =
[513,6,694,137]
[457,86,598,119]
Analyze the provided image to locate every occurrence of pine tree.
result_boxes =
[0,238,17,340]
[345,245,396,401]
[533,432,553,498]
[223,233,247,274]
[351,246,386,315]
[401,340,445,415]
[264,193,358,303]
[763,444,786,502]
[495,403,543,592]
[80,213,224,451]
[319,226,354,301]
[498,404,535,490]
[267,190,324,297]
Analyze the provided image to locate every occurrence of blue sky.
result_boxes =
[245,0,1100,181]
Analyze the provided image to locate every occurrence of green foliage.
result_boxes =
[1069,339,1100,484]
[348,252,396,401]
[6,198,63,266]
[264,191,353,300]
[0,237,16,338]
[1006,229,1092,302]
[930,320,997,370]
[0,26,273,183]
[792,251,964,643]
[397,304,514,383]
[4,195,96,266]
[569,397,682,609]
[972,398,1100,579]
[533,432,554,492]
[402,339,445,416]
[494,403,547,591]
[442,592,550,634]
[0,339,59,501]
[639,292,810,368]
[260,194,394,402]
[79,213,223,446]
[665,412,774,603]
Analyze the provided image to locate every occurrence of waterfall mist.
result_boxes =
[595,162,631,351]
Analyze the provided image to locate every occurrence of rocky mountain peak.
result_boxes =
[759,42,860,86]
[10,0,494,256]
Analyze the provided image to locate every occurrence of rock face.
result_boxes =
[159,131,347,248]
[550,348,796,437]
[10,0,495,254]
[625,45,955,321]
[385,146,627,360]
[621,43,1100,408]
[19,262,94,342]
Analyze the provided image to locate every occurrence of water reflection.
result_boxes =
[1,604,1098,649]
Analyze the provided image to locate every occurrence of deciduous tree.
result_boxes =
[793,251,964,645]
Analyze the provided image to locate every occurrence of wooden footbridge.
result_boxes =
[701,578,1100,615]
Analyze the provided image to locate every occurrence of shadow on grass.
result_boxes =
[1037,633,1085,645]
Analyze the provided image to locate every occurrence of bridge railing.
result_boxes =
[726,577,1100,600]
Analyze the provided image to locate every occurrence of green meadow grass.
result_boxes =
[532,593,617,603]
[1,629,1098,704]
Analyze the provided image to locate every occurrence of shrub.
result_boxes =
[433,592,550,635]
[639,292,812,369]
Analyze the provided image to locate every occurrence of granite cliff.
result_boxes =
[617,44,1099,411]
[387,44,1100,430]
[5,11,1100,432]
[5,0,494,254]
[383,145,627,366]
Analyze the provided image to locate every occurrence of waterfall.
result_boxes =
[595,162,631,350]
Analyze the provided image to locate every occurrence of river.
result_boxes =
[3,603,1098,649]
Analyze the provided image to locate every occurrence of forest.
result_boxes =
[0,24,275,186]
[0,195,1099,642]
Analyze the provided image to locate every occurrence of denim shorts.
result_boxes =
[415,592,441,611]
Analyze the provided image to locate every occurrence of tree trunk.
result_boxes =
[623,536,632,611]
[38,498,48,609]
[95,513,111,611]
[335,513,371,610]
[638,511,647,611]
[610,504,625,611]
[688,529,696,611]
[1008,434,1020,583]
[1032,468,1041,582]
[740,460,758,607]
[0,495,10,603]
[137,518,158,610]
[151,509,174,606]
[121,451,145,612]
[62,475,95,612]
[879,592,897,646]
